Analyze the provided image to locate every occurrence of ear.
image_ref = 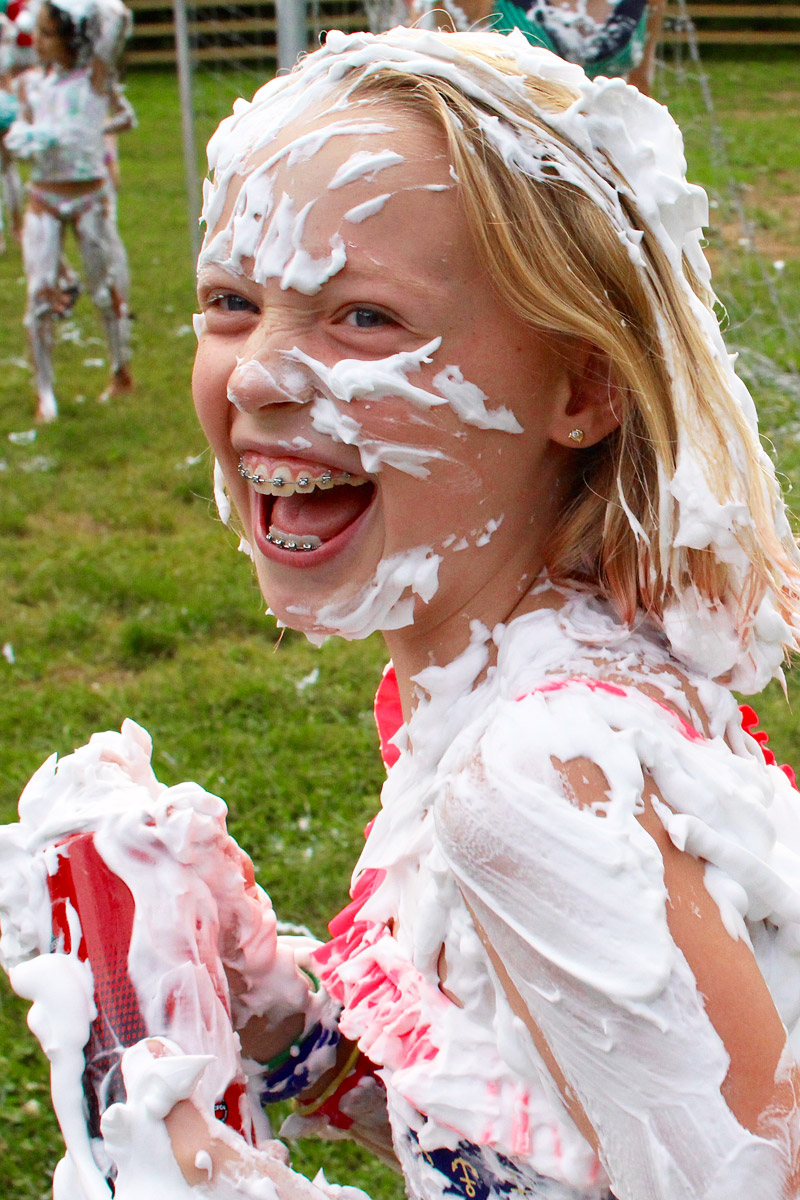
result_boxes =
[549,345,623,450]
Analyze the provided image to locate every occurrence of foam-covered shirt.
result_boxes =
[313,586,800,1200]
[5,65,108,183]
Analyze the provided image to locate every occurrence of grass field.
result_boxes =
[1,46,799,1198]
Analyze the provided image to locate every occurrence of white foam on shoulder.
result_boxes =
[339,587,800,1194]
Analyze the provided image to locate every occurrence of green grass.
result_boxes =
[1,49,799,1198]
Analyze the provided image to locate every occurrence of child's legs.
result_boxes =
[22,205,62,416]
[104,133,121,192]
[0,146,23,236]
[104,185,131,312]
[74,193,131,375]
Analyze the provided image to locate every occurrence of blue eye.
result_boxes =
[218,293,258,313]
[205,291,258,314]
[346,307,391,329]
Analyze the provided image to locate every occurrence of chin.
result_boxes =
[263,542,443,647]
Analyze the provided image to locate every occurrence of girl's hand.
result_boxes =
[0,722,343,1191]
[150,784,324,1051]
[102,1039,371,1200]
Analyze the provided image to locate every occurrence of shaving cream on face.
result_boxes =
[228,338,520,482]
[199,100,559,650]
[290,545,443,645]
[200,119,397,286]
[288,341,521,481]
[343,195,391,224]
[227,357,310,412]
[308,392,449,478]
[283,342,523,435]
[328,149,405,189]
[199,26,800,692]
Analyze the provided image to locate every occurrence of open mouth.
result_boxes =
[238,452,375,556]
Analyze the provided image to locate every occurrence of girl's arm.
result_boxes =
[102,80,136,135]
[163,1032,397,1187]
[4,72,47,157]
[3,113,55,157]
[626,0,666,94]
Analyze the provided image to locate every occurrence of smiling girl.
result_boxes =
[184,25,800,1196]
[5,24,800,1200]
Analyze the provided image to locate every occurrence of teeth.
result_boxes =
[238,459,359,496]
[267,526,322,552]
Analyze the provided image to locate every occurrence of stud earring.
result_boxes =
[568,428,585,444]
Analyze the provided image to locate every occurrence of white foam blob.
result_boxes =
[290,545,442,644]
[228,357,308,411]
[431,366,523,433]
[343,194,391,224]
[200,121,396,288]
[309,393,448,477]
[0,722,342,1194]
[328,149,405,189]
[213,459,231,525]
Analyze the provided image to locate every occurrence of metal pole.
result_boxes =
[416,0,436,29]
[172,0,201,262]
[277,0,307,72]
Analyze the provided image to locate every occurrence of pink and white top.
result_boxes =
[312,584,800,1200]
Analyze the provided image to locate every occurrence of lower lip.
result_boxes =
[249,489,377,569]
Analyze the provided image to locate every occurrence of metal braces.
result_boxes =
[265,532,318,551]
[238,463,341,490]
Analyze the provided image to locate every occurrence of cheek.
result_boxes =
[192,342,232,449]
[192,344,255,533]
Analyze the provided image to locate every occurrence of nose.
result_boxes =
[226,350,314,414]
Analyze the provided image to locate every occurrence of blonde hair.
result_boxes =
[327,34,800,665]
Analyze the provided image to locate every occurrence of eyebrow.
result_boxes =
[196,264,259,296]
[336,259,452,302]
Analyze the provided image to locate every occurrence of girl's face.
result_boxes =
[193,104,580,660]
[34,7,73,69]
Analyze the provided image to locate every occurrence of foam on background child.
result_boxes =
[4,0,134,422]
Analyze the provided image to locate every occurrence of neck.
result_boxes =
[383,569,561,724]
